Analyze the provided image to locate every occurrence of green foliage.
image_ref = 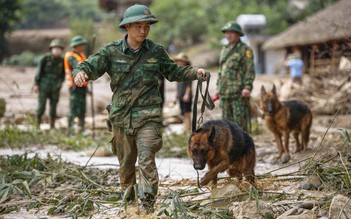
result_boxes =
[149,0,340,48]
[0,0,22,58]
[2,51,39,66]
[0,124,110,150]
[149,0,208,47]
[69,18,97,55]
[14,0,102,29]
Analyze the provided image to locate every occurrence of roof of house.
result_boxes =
[263,0,351,50]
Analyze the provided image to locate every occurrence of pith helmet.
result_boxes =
[174,53,191,65]
[70,35,87,47]
[119,4,158,29]
[221,21,244,36]
[49,39,64,49]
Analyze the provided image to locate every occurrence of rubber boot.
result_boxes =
[50,118,55,129]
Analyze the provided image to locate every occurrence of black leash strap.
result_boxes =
[192,71,215,132]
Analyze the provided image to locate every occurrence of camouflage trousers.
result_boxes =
[68,87,87,131]
[111,122,163,203]
[36,85,61,121]
[220,97,251,133]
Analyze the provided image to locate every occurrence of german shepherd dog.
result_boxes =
[260,85,313,163]
[188,120,256,187]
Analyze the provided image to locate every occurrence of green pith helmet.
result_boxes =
[70,35,87,47]
[119,4,158,29]
[221,21,244,36]
[49,39,64,49]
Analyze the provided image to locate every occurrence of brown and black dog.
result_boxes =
[188,120,256,187]
[260,85,313,163]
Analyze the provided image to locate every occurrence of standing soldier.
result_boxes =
[217,21,255,132]
[34,39,65,129]
[73,4,209,214]
[64,35,88,134]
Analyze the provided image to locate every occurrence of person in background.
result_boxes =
[64,35,88,134]
[217,21,255,133]
[286,52,304,84]
[174,53,192,133]
[34,39,65,129]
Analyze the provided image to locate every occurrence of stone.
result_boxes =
[299,175,322,190]
[230,200,275,219]
[329,194,351,219]
[276,207,316,219]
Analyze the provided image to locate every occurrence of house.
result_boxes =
[262,0,351,76]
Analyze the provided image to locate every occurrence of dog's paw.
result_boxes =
[200,177,210,186]
[281,154,291,163]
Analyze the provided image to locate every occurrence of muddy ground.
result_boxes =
[1,66,351,218]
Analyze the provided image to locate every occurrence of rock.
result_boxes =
[211,184,241,199]
[298,201,315,210]
[329,194,351,219]
[230,200,275,219]
[277,207,316,219]
[299,175,322,190]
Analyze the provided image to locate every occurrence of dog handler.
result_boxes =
[217,21,255,132]
[73,4,209,213]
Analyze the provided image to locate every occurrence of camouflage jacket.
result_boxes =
[73,36,198,129]
[35,53,64,89]
[217,40,255,99]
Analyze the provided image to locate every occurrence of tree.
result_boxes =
[0,0,22,59]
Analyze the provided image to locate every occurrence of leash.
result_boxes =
[192,71,215,192]
[192,71,215,132]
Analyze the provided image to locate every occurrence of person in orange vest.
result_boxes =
[64,35,88,134]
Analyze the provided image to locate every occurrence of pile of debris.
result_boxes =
[280,59,351,115]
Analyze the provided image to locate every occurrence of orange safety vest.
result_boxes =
[64,51,88,88]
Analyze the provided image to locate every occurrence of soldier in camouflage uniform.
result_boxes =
[64,35,88,134]
[73,4,209,213]
[217,21,255,133]
[34,39,65,129]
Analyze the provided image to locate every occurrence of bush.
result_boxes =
[2,51,40,67]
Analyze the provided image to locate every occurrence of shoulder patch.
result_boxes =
[245,50,252,58]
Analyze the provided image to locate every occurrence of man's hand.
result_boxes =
[196,68,209,81]
[74,71,89,87]
[241,88,251,97]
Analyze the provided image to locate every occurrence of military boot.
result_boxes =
[50,118,55,129]
[141,193,155,214]
[67,119,73,136]
[35,117,41,129]
[78,118,85,133]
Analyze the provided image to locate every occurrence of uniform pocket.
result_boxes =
[110,64,130,86]
[143,63,159,84]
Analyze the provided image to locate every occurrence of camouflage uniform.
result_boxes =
[218,39,255,132]
[35,53,64,125]
[73,36,198,204]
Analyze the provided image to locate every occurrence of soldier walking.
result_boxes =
[73,4,209,213]
[64,35,88,134]
[34,39,65,129]
[217,21,255,132]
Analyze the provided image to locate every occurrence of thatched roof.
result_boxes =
[263,0,351,50]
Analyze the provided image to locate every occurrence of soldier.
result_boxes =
[64,35,88,134]
[73,4,209,213]
[34,39,65,129]
[217,21,255,133]
[174,53,193,133]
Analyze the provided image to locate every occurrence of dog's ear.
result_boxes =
[261,85,266,97]
[207,126,216,146]
[272,84,276,94]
